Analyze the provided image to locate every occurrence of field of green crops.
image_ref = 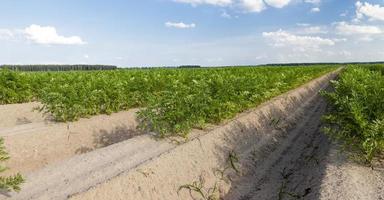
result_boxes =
[0,66,337,137]
[322,65,384,163]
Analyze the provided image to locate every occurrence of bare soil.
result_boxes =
[224,90,384,200]
[0,104,142,175]
[0,102,47,128]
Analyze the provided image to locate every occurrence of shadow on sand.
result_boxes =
[75,125,143,154]
[211,94,337,200]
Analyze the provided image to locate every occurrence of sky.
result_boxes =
[1,0,384,67]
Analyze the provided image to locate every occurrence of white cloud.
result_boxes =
[340,10,348,17]
[240,0,266,12]
[264,0,292,8]
[296,23,311,27]
[262,30,335,51]
[335,22,383,35]
[0,29,14,40]
[311,7,320,12]
[165,22,196,29]
[174,0,293,13]
[221,10,232,18]
[173,0,232,6]
[300,26,327,34]
[356,1,384,21]
[334,21,384,42]
[339,50,352,57]
[24,24,85,45]
[304,0,320,4]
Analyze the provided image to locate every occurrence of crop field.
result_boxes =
[1,64,384,200]
[1,66,336,137]
[323,65,384,162]
[4,0,384,198]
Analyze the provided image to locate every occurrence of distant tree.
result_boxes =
[0,65,117,71]
[178,65,201,68]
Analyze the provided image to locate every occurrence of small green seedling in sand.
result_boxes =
[0,138,24,192]
[178,175,219,200]
[228,150,241,174]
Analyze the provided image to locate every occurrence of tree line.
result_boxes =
[0,65,117,71]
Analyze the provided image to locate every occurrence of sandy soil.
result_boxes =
[0,106,142,175]
[223,89,384,200]
[0,135,179,200]
[318,148,384,200]
[0,102,48,128]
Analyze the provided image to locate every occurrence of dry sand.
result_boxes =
[0,102,47,128]
[0,105,142,175]
[223,89,384,200]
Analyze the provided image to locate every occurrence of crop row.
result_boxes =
[322,65,384,162]
[0,66,336,137]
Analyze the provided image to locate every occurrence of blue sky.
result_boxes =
[1,0,384,67]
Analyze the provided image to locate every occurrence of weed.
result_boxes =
[270,117,281,129]
[0,138,24,192]
[228,150,241,174]
[178,175,219,200]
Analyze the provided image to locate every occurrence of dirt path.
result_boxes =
[224,90,384,200]
[318,148,384,200]
[0,135,178,200]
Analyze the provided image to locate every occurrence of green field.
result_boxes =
[322,65,384,163]
[0,66,337,137]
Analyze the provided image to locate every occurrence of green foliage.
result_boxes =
[0,138,24,192]
[322,66,384,162]
[1,66,336,137]
[0,69,34,104]
[138,67,336,137]
[367,64,384,75]
[178,175,219,200]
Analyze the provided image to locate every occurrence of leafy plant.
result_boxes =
[1,66,337,138]
[0,138,24,192]
[0,69,34,104]
[178,175,219,200]
[322,66,384,163]
[137,66,336,137]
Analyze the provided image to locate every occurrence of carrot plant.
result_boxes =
[1,66,336,137]
[322,66,384,163]
[0,69,34,104]
[138,66,336,137]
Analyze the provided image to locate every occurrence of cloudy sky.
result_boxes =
[1,0,384,67]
